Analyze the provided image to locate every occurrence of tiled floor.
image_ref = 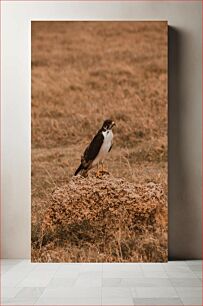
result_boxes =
[1,260,202,305]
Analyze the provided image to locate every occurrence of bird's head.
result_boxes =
[102,119,116,131]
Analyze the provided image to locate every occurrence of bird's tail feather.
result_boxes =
[74,164,83,176]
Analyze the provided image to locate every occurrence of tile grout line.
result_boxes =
[164,264,202,305]
[166,273,184,305]
[186,260,203,281]
[33,263,61,305]
[4,261,38,289]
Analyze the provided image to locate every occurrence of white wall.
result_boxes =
[1,1,202,259]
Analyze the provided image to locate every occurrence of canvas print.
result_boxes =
[31,21,168,262]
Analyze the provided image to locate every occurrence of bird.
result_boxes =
[74,119,115,177]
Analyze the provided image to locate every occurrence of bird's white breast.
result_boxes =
[101,129,113,153]
[92,130,113,166]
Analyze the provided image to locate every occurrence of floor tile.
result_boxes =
[17,273,56,287]
[2,261,37,287]
[2,287,22,299]
[2,265,16,274]
[180,296,202,305]
[3,296,38,305]
[189,264,202,272]
[47,277,76,288]
[133,297,183,305]
[15,263,59,288]
[15,287,45,298]
[141,264,165,272]
[102,263,142,273]
[41,286,101,298]
[75,277,102,287]
[1,259,202,306]
[193,271,202,279]
[102,287,132,298]
[1,259,24,265]
[32,263,60,271]
[186,260,202,266]
[166,261,187,266]
[170,278,202,287]
[175,287,202,298]
[102,297,134,305]
[1,299,10,305]
[102,277,122,287]
[80,263,102,272]
[166,271,197,279]
[143,271,168,278]
[123,277,172,287]
[79,270,102,278]
[103,270,144,278]
[35,297,102,305]
[134,286,178,298]
[164,265,192,273]
[136,263,168,268]
[55,263,82,271]
[75,270,102,287]
[54,268,80,278]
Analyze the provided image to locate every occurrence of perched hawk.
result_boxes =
[74,119,115,176]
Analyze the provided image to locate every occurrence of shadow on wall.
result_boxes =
[168,27,202,259]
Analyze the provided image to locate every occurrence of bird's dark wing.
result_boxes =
[82,132,104,165]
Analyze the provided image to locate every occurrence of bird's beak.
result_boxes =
[112,121,116,127]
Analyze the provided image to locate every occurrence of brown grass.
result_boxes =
[31,21,168,262]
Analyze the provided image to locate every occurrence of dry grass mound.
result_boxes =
[32,174,167,262]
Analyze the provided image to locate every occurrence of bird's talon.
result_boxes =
[96,167,106,178]
[101,165,109,175]
[96,169,109,178]
[96,172,102,178]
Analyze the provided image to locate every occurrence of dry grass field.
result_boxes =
[31,21,168,262]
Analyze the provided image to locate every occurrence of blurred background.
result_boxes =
[32,21,167,190]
